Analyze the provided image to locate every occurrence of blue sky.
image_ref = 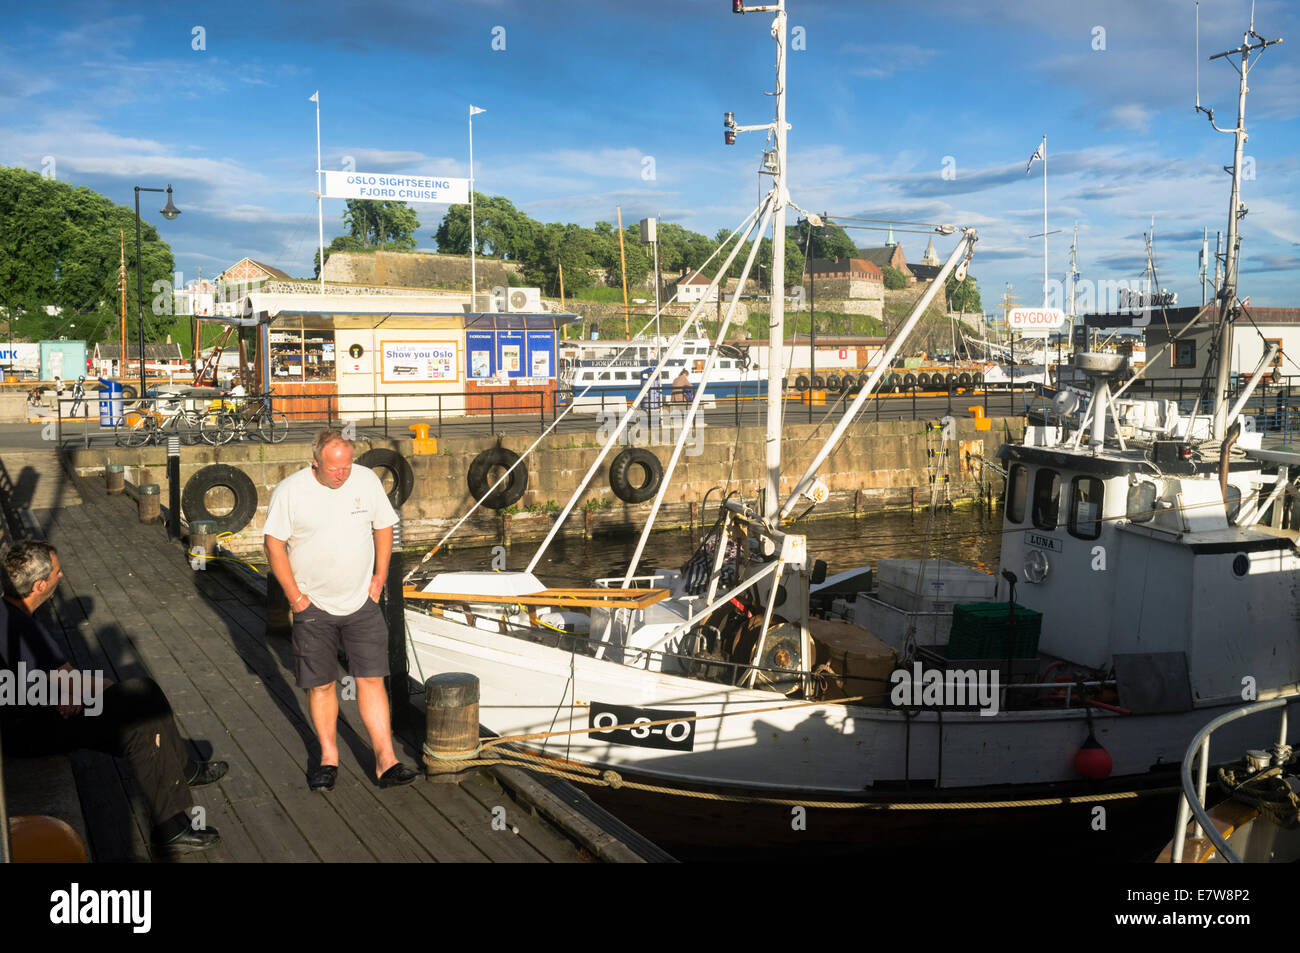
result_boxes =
[2,0,1296,310]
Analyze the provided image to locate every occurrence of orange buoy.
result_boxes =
[1075,732,1113,780]
[9,815,88,862]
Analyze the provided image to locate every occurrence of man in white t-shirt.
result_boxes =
[263,430,417,791]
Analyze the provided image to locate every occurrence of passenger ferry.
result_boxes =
[558,335,767,408]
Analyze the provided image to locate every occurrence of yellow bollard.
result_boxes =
[969,406,991,431]
[408,423,437,455]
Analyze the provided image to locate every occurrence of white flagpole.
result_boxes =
[1041,135,1047,309]
[313,91,325,295]
[469,106,478,298]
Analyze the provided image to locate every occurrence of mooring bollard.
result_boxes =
[423,673,481,783]
[188,520,216,564]
[137,483,160,522]
[105,464,125,495]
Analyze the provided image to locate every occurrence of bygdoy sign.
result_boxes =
[1007,307,1066,336]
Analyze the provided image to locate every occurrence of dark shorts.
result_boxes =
[291,599,390,689]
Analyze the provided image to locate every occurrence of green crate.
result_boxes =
[947,602,1042,659]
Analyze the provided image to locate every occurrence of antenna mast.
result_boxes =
[1196,3,1283,439]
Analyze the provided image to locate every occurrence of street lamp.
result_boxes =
[135,184,180,399]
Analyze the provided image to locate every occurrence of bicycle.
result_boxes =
[114,395,204,447]
[201,391,289,445]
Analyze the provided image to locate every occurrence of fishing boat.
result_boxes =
[401,3,1295,857]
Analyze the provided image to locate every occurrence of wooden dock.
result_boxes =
[0,449,669,863]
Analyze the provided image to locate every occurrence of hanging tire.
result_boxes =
[917,372,931,390]
[973,371,984,384]
[467,447,528,510]
[795,374,810,392]
[946,373,958,390]
[903,373,917,389]
[826,374,842,392]
[959,372,972,386]
[182,464,258,535]
[811,375,825,390]
[609,448,663,504]
[357,448,414,508]
[120,383,138,401]
[860,373,873,391]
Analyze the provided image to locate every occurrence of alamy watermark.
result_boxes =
[890,662,1000,716]
[0,663,104,716]
[597,407,704,455]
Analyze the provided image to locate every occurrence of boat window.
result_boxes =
[1126,482,1156,524]
[720,360,732,369]
[614,371,628,381]
[1006,464,1027,523]
[1031,468,1060,530]
[1068,476,1104,540]
[598,371,610,381]
[1224,485,1242,523]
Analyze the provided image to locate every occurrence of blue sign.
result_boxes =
[526,331,555,380]
[497,330,526,378]
[466,330,495,379]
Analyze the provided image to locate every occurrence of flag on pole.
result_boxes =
[1025,137,1045,174]
[469,105,486,115]
[309,91,319,103]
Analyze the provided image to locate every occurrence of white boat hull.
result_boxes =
[405,609,1291,798]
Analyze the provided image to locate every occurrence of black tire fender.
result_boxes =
[608,448,663,504]
[467,447,528,510]
[826,374,841,392]
[182,464,258,535]
[357,448,414,508]
[959,372,972,386]
[795,374,810,392]
[917,372,931,390]
[811,375,825,390]
[903,373,917,389]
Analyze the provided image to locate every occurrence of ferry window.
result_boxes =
[1173,340,1196,369]
[1068,476,1104,540]
[598,371,610,381]
[614,371,627,381]
[1006,464,1027,523]
[1031,468,1060,530]
[1126,482,1156,524]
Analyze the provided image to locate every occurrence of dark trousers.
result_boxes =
[2,677,192,833]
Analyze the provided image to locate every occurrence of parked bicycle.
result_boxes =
[200,391,289,445]
[114,394,204,447]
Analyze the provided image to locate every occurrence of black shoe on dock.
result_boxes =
[152,814,222,857]
[377,763,418,788]
[185,759,228,787]
[308,764,337,791]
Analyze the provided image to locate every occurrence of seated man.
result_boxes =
[1,540,227,857]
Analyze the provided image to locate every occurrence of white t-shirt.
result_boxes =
[263,465,399,616]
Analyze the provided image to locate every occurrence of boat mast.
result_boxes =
[1197,5,1282,438]
[730,1,789,524]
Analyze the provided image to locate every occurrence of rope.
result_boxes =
[462,745,1179,809]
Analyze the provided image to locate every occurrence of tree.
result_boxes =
[0,167,174,346]
[946,274,982,313]
[522,223,598,296]
[434,194,538,259]
[793,219,858,261]
[343,199,420,248]
[881,265,907,290]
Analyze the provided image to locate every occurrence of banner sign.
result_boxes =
[321,171,468,204]
[1007,307,1066,335]
[0,343,40,369]
[380,340,458,383]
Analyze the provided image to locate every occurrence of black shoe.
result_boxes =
[185,759,229,787]
[154,824,221,857]
[377,763,418,788]
[308,764,337,791]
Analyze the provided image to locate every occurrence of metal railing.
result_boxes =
[1170,693,1297,863]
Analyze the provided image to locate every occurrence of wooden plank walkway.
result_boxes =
[19,465,609,863]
